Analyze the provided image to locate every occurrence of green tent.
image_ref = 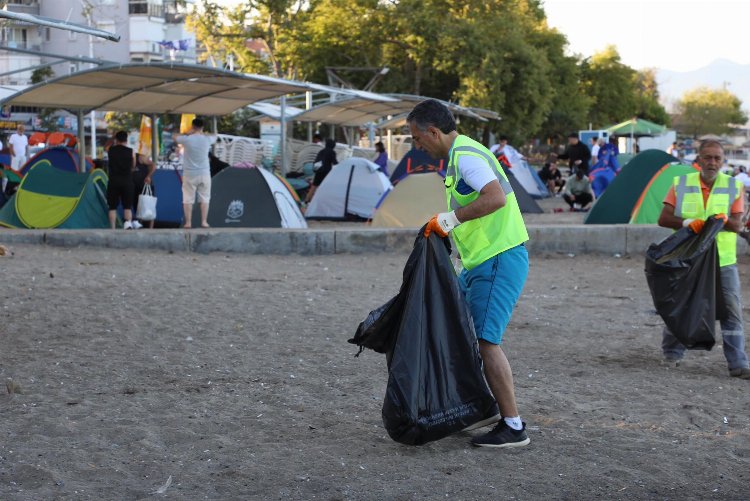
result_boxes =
[0,160,109,229]
[629,163,698,224]
[584,150,680,224]
[606,118,667,137]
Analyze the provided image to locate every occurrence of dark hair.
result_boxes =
[499,135,508,142]
[406,99,456,134]
[324,138,336,149]
[568,132,578,139]
[375,141,385,153]
[115,130,128,142]
[192,118,204,129]
[313,133,322,142]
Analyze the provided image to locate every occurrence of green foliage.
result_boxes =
[674,87,748,138]
[183,1,671,146]
[579,46,638,127]
[31,66,59,131]
[104,112,142,133]
[634,69,670,126]
[30,66,55,84]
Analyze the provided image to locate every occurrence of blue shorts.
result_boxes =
[458,244,528,345]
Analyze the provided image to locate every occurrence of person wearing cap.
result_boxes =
[557,132,592,175]
[657,139,750,378]
[408,99,530,449]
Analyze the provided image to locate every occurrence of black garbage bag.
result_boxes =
[644,217,726,350]
[349,230,498,445]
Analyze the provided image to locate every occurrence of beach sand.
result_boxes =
[1,241,749,500]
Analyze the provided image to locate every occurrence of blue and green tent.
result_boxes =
[0,160,109,229]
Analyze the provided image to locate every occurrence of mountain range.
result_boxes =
[656,59,750,112]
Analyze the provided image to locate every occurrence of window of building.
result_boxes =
[45,27,50,42]
[69,64,78,75]
[129,0,164,17]
[68,30,77,41]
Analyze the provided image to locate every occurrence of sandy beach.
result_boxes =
[1,235,749,500]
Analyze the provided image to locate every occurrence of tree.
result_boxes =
[673,86,747,138]
[634,69,670,126]
[30,66,59,131]
[579,45,638,127]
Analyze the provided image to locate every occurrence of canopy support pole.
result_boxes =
[280,95,287,176]
[150,113,159,163]
[306,91,312,142]
[77,109,86,171]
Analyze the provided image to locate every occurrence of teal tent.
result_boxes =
[0,160,109,229]
[584,150,679,225]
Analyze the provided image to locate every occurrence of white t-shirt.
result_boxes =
[9,132,28,158]
[457,153,498,193]
[591,144,600,161]
[175,133,217,174]
[734,172,750,188]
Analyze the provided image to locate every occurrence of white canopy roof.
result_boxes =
[0,63,314,115]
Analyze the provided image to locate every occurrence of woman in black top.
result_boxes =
[305,138,338,204]
[105,130,136,229]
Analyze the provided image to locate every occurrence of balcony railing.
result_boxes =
[5,2,40,16]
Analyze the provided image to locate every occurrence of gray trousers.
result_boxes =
[662,264,749,370]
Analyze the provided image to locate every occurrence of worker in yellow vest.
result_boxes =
[657,140,750,378]
[407,99,531,448]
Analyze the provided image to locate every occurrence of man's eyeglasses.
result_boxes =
[700,155,723,162]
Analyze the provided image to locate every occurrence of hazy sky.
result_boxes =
[543,0,750,72]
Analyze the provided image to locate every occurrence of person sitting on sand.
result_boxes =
[562,167,595,211]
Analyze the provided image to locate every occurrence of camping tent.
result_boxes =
[20,146,91,176]
[584,150,680,224]
[306,157,392,220]
[194,166,306,228]
[0,159,109,229]
[371,172,446,227]
[629,163,698,224]
[151,169,184,227]
[390,147,446,183]
[507,159,549,198]
[502,166,543,214]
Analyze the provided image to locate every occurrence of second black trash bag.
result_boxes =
[349,231,498,446]
[644,216,726,350]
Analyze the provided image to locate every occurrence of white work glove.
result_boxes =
[424,211,461,238]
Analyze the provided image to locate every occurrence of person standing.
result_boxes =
[105,131,136,229]
[558,132,591,175]
[175,118,216,228]
[657,140,750,378]
[305,138,337,204]
[408,99,530,448]
[373,141,388,176]
[8,124,28,171]
[590,137,601,165]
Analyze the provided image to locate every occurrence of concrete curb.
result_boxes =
[1,225,748,256]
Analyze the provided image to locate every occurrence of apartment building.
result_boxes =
[0,0,196,134]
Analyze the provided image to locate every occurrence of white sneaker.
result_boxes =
[131,220,143,229]
[123,220,133,230]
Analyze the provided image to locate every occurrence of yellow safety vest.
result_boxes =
[673,171,742,267]
[445,135,528,270]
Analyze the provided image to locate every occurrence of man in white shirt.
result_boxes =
[734,166,750,189]
[175,118,217,228]
[489,136,523,165]
[8,124,28,170]
[590,137,602,165]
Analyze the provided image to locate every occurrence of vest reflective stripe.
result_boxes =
[673,172,739,267]
[674,176,700,217]
[447,145,513,211]
[445,135,528,270]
